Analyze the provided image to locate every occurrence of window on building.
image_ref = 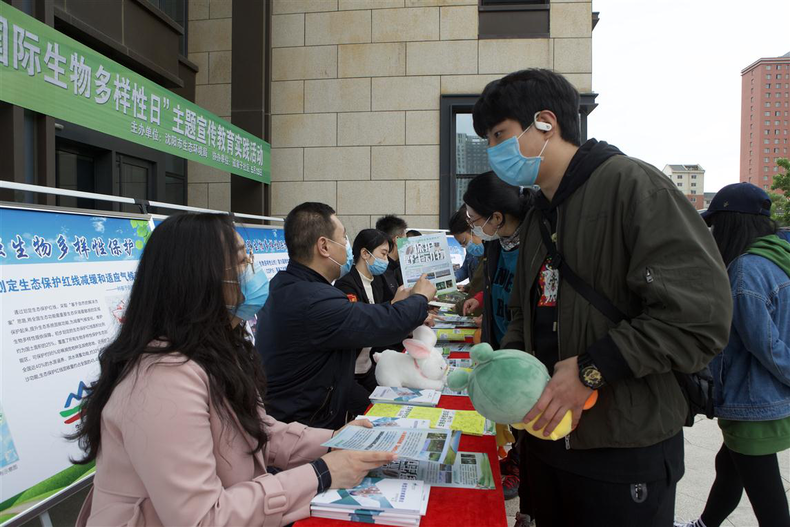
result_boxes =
[117,155,152,214]
[767,74,772,80]
[676,175,683,179]
[765,111,771,116]
[766,148,771,153]
[765,157,770,162]
[148,0,188,54]
[478,0,550,39]
[766,102,771,107]
[766,120,771,125]
[56,146,98,209]
[765,166,769,172]
[766,65,772,70]
[764,175,769,180]
[766,83,771,89]
[691,182,697,187]
[767,93,771,98]
[765,139,770,144]
[691,174,697,179]
[764,184,769,189]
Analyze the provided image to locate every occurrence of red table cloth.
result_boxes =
[295,352,508,527]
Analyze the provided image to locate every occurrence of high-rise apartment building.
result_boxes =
[663,164,705,210]
[740,51,790,192]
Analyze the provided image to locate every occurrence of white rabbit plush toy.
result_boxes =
[373,325,448,391]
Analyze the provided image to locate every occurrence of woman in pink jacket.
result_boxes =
[72,213,394,527]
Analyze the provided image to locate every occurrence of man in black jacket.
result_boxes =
[472,70,731,527]
[256,203,435,430]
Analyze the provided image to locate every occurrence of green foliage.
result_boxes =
[770,158,790,227]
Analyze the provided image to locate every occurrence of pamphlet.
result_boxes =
[356,416,433,429]
[321,426,461,465]
[366,404,489,437]
[369,386,442,407]
[397,234,457,296]
[311,477,425,513]
[435,328,476,342]
[436,315,477,327]
[368,451,495,490]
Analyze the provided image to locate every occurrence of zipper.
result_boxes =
[645,267,654,284]
[554,209,569,450]
[309,386,334,425]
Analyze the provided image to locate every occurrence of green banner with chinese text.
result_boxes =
[0,4,270,184]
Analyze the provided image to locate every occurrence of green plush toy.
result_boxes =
[447,342,597,441]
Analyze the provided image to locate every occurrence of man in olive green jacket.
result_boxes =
[472,69,732,527]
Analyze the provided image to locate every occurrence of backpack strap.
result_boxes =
[535,210,629,325]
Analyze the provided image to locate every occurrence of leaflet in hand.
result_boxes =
[397,233,457,296]
[366,404,490,437]
[356,416,432,429]
[368,452,495,490]
[370,386,442,407]
[321,426,461,465]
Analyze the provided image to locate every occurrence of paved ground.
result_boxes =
[504,417,790,526]
[21,418,790,527]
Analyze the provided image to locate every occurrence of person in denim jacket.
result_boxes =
[677,183,790,527]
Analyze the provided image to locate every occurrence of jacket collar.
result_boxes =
[286,260,332,285]
[536,139,624,212]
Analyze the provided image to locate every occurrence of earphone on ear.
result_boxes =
[533,111,552,132]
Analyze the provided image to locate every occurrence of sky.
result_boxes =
[589,0,790,193]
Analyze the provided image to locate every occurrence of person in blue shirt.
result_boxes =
[460,172,533,505]
[461,172,532,348]
[448,205,483,285]
[677,184,790,527]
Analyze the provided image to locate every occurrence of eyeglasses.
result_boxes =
[465,211,487,227]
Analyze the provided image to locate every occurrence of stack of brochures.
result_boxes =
[311,477,429,526]
[370,386,442,407]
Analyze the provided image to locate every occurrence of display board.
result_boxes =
[0,204,150,525]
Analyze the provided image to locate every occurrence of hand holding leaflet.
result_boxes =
[322,426,461,465]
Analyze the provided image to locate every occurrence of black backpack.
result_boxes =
[535,211,714,427]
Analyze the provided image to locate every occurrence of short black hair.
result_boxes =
[448,206,470,235]
[284,202,337,263]
[375,215,408,238]
[463,171,532,225]
[352,229,391,263]
[406,230,422,237]
[473,69,581,146]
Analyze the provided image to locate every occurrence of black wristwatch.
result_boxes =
[577,352,606,390]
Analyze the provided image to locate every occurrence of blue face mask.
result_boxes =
[487,125,548,188]
[328,236,353,279]
[465,240,484,257]
[365,253,390,276]
[227,263,269,321]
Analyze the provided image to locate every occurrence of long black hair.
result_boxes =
[708,211,778,266]
[352,228,391,263]
[69,213,269,462]
[463,171,532,228]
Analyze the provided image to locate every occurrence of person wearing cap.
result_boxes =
[676,183,790,527]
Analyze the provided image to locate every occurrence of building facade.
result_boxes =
[740,51,790,192]
[663,164,705,210]
[191,0,597,236]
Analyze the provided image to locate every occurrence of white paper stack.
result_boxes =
[369,386,442,407]
[310,477,430,526]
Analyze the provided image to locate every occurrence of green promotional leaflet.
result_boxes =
[0,3,270,183]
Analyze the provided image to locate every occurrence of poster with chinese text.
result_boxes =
[397,233,457,295]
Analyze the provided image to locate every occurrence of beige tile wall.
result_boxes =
[189,0,593,235]
[187,0,233,209]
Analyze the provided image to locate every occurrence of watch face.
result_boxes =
[582,366,604,389]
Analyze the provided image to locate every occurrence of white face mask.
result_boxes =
[471,216,500,242]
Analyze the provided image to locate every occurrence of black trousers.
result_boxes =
[700,443,790,527]
[522,445,678,527]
